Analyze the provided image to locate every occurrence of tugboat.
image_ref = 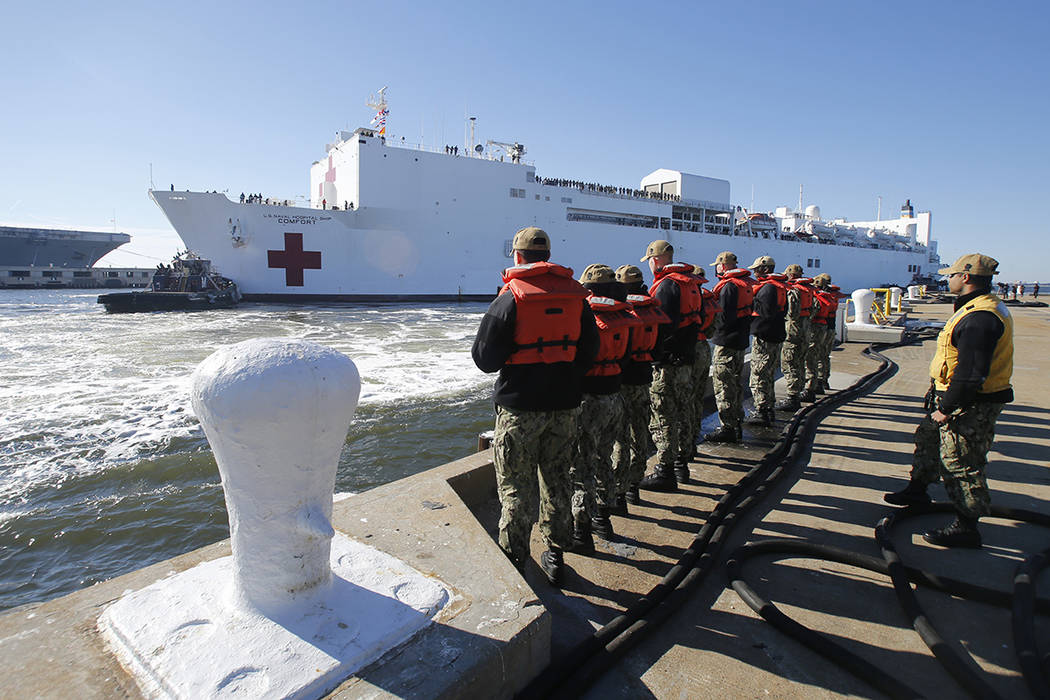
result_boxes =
[97,253,240,313]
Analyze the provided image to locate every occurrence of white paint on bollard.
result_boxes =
[190,338,359,616]
[908,285,921,300]
[98,339,451,699]
[848,288,877,325]
[890,287,902,309]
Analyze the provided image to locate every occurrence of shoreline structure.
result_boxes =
[1,301,1048,698]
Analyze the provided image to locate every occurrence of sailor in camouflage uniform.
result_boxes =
[472,227,599,585]
[637,240,701,492]
[776,264,817,412]
[706,251,755,443]
[571,264,633,549]
[885,254,1013,548]
[808,274,840,394]
[745,256,789,427]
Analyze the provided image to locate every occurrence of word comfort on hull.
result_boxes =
[151,129,938,301]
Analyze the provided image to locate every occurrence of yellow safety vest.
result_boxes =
[930,293,1013,394]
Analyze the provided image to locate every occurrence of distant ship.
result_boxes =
[150,90,940,300]
[0,225,130,268]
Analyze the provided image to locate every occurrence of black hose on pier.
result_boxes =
[518,340,900,699]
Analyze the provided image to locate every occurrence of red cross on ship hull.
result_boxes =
[267,232,322,287]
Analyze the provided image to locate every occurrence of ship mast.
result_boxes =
[366,86,389,137]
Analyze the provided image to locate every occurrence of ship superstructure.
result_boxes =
[151,98,940,300]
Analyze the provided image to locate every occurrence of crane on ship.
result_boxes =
[485,140,526,163]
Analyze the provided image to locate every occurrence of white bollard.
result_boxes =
[191,338,360,616]
[890,287,902,310]
[99,338,450,699]
[850,288,876,325]
[908,285,921,300]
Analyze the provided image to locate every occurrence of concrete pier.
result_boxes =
[1,301,1047,698]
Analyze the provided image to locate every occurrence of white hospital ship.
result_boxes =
[151,92,939,300]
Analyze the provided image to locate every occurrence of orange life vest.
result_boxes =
[585,295,635,377]
[649,263,702,328]
[499,262,589,365]
[791,278,815,317]
[625,293,670,362]
[812,288,838,324]
[712,268,755,318]
[751,273,789,317]
[697,288,721,340]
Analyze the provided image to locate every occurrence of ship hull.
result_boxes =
[152,190,933,299]
[0,226,130,267]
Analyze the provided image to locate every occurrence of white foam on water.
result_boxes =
[0,293,494,502]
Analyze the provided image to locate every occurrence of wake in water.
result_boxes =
[0,290,497,610]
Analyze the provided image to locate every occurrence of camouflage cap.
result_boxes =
[640,239,674,262]
[748,255,776,270]
[692,264,709,281]
[615,264,644,284]
[579,263,616,284]
[938,253,1000,276]
[512,226,550,251]
[710,251,737,267]
[813,273,832,287]
[783,263,804,276]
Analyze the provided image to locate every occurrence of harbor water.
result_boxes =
[0,290,496,612]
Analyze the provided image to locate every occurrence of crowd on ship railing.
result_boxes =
[537,177,682,202]
[240,193,296,207]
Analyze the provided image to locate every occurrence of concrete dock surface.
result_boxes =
[510,300,1050,698]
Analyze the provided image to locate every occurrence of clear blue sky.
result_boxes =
[3,0,1048,281]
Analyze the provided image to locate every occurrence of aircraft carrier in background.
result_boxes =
[0,225,150,289]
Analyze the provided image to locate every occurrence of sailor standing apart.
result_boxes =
[745,256,789,427]
[637,240,701,492]
[707,251,755,443]
[613,265,668,505]
[571,264,635,550]
[776,264,817,412]
[471,227,599,585]
[885,254,1013,548]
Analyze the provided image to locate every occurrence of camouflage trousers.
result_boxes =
[748,337,782,412]
[909,402,1005,518]
[807,324,834,390]
[612,383,651,494]
[493,405,577,565]
[688,340,713,444]
[573,392,625,526]
[712,345,746,431]
[781,319,811,398]
[649,364,693,471]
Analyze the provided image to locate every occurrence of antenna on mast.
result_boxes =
[366,86,389,137]
[798,184,803,213]
[876,195,882,221]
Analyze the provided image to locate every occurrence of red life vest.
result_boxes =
[649,263,702,328]
[791,278,815,317]
[712,268,755,318]
[812,288,838,325]
[585,295,635,377]
[499,262,589,365]
[625,293,670,362]
[697,288,721,340]
[751,273,789,317]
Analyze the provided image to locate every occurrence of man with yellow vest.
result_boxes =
[885,254,1013,548]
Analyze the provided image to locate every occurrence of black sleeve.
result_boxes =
[574,303,600,372]
[652,281,681,354]
[715,282,737,331]
[939,310,1004,413]
[471,293,516,373]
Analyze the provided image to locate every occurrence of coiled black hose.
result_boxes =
[726,336,1050,700]
[518,342,900,699]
